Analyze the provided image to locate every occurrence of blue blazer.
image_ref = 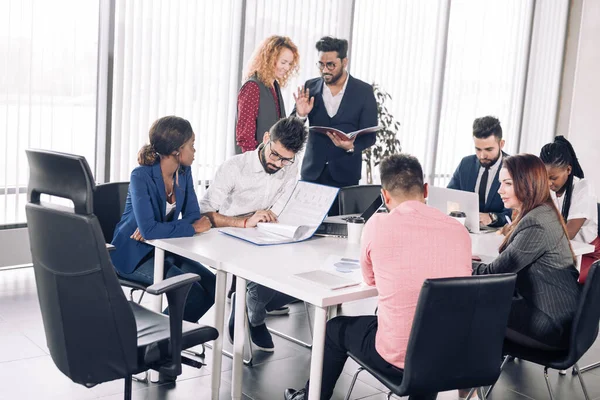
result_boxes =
[292,75,378,185]
[447,153,511,227]
[110,163,201,274]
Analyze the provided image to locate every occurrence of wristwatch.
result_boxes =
[346,147,355,154]
[488,213,498,225]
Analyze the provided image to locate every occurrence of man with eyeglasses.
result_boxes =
[293,36,378,213]
[200,116,307,351]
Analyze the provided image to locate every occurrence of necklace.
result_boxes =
[165,180,174,198]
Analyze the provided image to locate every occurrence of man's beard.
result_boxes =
[259,146,281,175]
[479,152,501,168]
[322,69,344,85]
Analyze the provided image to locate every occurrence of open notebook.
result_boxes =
[310,125,381,141]
[219,181,339,245]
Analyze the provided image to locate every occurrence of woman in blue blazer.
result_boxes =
[111,116,215,322]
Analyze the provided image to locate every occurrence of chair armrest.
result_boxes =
[148,273,202,379]
[145,273,201,295]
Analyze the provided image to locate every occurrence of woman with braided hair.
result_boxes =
[540,136,600,282]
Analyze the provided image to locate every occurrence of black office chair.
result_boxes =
[345,274,517,400]
[93,182,149,301]
[337,184,381,215]
[576,205,600,375]
[489,263,600,400]
[25,149,218,399]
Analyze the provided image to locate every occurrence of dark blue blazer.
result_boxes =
[110,163,201,274]
[292,75,377,185]
[447,153,511,227]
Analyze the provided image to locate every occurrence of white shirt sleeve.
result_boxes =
[568,179,596,220]
[568,178,599,243]
[199,162,236,213]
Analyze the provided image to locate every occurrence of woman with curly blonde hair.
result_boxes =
[236,35,300,154]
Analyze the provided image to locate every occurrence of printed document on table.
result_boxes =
[219,181,339,245]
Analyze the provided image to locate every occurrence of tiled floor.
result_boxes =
[2,267,600,400]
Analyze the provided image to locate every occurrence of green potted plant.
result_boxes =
[363,84,402,184]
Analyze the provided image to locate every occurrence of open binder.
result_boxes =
[310,125,381,141]
[219,181,339,246]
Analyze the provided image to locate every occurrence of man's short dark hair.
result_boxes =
[315,36,348,59]
[380,154,424,196]
[473,116,502,140]
[269,117,308,153]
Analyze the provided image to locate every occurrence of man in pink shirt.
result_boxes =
[285,154,472,400]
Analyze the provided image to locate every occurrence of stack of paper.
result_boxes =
[219,181,339,245]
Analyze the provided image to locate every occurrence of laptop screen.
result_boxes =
[360,195,384,221]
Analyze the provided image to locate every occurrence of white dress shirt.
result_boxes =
[474,154,503,205]
[551,177,598,243]
[200,147,299,217]
[322,71,350,118]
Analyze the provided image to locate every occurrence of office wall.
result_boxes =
[563,0,600,193]
[0,228,31,268]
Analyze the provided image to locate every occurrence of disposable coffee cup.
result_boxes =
[346,216,365,244]
[449,211,467,226]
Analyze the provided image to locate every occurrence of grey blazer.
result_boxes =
[473,203,581,330]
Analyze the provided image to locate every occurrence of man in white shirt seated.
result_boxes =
[201,116,308,351]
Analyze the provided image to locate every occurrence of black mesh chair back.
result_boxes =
[565,262,600,368]
[25,149,138,386]
[348,274,516,399]
[338,184,381,215]
[94,182,130,243]
[399,274,517,395]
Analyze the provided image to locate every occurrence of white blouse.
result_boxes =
[165,201,176,218]
[551,177,598,244]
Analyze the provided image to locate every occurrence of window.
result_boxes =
[0,0,99,224]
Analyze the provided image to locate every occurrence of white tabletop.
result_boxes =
[149,230,378,308]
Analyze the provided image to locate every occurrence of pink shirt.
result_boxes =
[360,200,472,368]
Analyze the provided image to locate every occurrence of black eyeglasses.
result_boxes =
[267,142,295,166]
[316,61,337,71]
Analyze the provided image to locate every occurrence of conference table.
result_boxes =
[147,230,595,400]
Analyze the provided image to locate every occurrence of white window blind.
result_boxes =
[433,0,534,187]
[519,0,569,154]
[351,0,445,183]
[242,0,353,120]
[110,0,242,193]
[0,0,99,225]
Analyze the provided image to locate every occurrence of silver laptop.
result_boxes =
[315,195,384,237]
[427,186,481,233]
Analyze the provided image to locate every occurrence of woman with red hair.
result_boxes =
[235,35,300,153]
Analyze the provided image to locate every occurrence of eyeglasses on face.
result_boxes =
[316,61,337,71]
[267,142,295,166]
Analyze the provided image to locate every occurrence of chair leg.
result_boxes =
[477,387,487,400]
[485,355,510,397]
[543,367,555,400]
[124,375,132,400]
[344,367,364,400]
[267,302,314,349]
[574,360,600,374]
[574,363,591,400]
[131,371,148,383]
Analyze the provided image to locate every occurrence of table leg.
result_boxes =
[150,247,165,383]
[211,270,227,400]
[308,306,328,400]
[152,247,165,312]
[232,276,247,400]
